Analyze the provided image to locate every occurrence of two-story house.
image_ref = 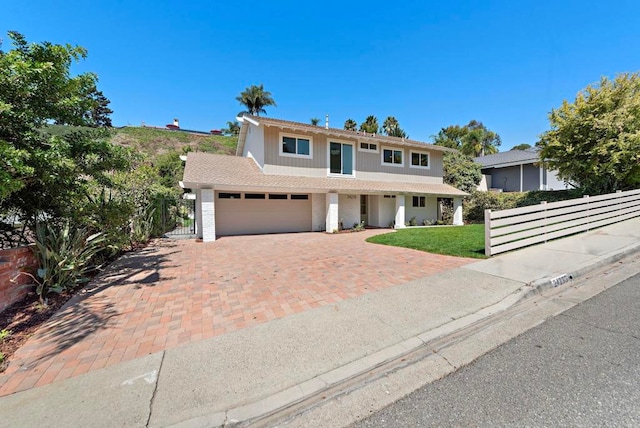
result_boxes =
[181,115,467,242]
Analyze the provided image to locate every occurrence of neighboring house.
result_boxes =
[182,115,467,242]
[474,149,570,192]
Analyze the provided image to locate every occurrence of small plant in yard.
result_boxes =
[352,221,366,232]
[0,329,11,342]
[409,216,418,226]
[423,219,434,226]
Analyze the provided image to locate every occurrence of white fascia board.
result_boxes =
[237,115,260,126]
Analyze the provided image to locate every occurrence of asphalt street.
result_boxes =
[355,272,640,427]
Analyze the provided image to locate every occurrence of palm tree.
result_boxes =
[359,115,379,134]
[461,121,501,156]
[310,118,320,126]
[223,120,240,136]
[381,116,399,135]
[236,84,277,116]
[344,119,357,131]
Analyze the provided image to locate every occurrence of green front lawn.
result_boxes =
[366,224,486,259]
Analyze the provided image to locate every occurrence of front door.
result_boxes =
[360,195,368,225]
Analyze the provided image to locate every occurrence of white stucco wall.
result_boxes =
[311,193,325,231]
[338,194,360,230]
[243,123,265,167]
[405,196,439,225]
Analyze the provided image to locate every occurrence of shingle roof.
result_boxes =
[182,152,467,196]
[239,115,458,154]
[474,149,541,167]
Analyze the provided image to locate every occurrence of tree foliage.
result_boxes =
[381,116,408,138]
[510,143,532,151]
[359,115,379,134]
[442,152,482,194]
[433,120,501,157]
[344,119,357,131]
[0,31,130,224]
[310,117,320,126]
[236,83,276,116]
[538,73,640,194]
[223,120,240,136]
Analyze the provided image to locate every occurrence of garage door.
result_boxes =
[215,192,312,236]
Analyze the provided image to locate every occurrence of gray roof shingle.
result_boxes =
[474,149,540,167]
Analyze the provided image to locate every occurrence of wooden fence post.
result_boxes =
[484,209,492,256]
[583,195,590,231]
[541,201,548,243]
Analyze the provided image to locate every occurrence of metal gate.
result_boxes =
[161,197,196,236]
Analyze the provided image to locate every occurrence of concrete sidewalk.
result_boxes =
[1,218,639,428]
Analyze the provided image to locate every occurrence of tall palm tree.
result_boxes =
[344,119,357,131]
[359,115,379,134]
[236,84,277,116]
[382,116,399,135]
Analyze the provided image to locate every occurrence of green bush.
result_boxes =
[30,222,106,303]
[464,189,587,223]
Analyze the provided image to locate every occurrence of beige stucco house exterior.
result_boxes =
[181,116,467,242]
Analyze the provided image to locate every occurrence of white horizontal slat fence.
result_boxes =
[484,189,640,256]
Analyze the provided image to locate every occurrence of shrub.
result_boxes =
[464,189,588,223]
[30,222,106,303]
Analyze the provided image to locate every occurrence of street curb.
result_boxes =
[171,242,640,428]
[519,241,640,301]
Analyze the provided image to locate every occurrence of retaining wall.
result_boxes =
[0,246,37,313]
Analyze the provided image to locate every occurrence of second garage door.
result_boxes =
[215,192,312,236]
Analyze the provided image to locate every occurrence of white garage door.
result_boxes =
[215,192,312,236]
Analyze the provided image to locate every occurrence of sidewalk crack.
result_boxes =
[145,351,166,428]
[433,350,456,369]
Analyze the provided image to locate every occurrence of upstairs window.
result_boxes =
[329,141,354,176]
[359,142,378,153]
[382,147,404,166]
[279,133,312,158]
[410,151,430,169]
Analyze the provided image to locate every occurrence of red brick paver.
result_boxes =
[0,230,474,396]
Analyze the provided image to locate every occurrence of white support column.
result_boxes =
[326,192,339,232]
[453,197,463,225]
[195,189,203,238]
[394,195,406,229]
[539,165,544,190]
[201,188,216,242]
[520,164,523,192]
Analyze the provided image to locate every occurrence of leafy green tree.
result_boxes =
[442,152,482,194]
[0,31,130,226]
[539,73,640,194]
[344,119,357,131]
[236,83,276,116]
[510,143,532,151]
[359,115,379,134]
[223,120,240,136]
[433,121,501,157]
[310,117,320,126]
[432,125,467,150]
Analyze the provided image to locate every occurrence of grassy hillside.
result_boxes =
[111,127,237,158]
[44,124,238,159]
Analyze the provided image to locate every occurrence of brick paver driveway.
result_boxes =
[0,230,474,396]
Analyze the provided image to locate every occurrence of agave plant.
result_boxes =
[30,221,106,303]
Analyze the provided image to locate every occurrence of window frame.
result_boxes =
[279,132,313,159]
[327,139,356,178]
[358,141,379,153]
[409,150,431,170]
[381,147,404,167]
[412,196,426,208]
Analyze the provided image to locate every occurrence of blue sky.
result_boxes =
[4,1,640,149]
